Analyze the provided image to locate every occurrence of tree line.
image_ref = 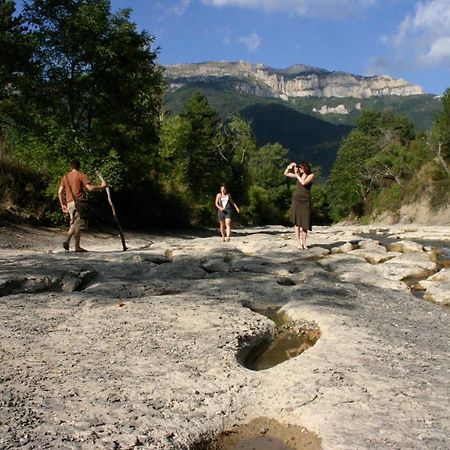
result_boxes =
[328,97,450,222]
[1,0,449,228]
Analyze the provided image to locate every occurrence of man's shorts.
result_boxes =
[68,201,88,231]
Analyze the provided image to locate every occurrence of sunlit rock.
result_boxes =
[387,240,424,253]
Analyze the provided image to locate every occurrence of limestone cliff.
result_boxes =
[165,61,424,99]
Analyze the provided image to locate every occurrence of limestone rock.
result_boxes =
[349,248,398,264]
[331,242,355,254]
[201,257,231,273]
[373,262,434,282]
[165,61,424,99]
[338,271,408,291]
[426,268,450,282]
[1,223,449,450]
[419,269,450,305]
[358,239,383,250]
[387,240,424,253]
[385,252,437,271]
[317,254,369,272]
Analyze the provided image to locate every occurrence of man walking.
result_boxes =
[58,160,106,252]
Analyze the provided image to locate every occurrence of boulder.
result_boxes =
[349,248,399,264]
[317,254,369,273]
[331,242,354,254]
[338,271,408,291]
[418,269,450,305]
[387,240,424,253]
[358,239,383,250]
[385,252,437,271]
[201,258,231,273]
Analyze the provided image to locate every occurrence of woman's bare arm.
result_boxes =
[215,193,223,210]
[284,163,297,178]
[296,173,315,186]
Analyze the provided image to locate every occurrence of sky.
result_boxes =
[16,0,450,95]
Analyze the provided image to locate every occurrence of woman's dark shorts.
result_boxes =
[218,209,232,221]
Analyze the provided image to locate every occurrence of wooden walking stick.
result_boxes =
[96,170,127,251]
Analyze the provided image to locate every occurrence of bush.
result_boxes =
[245,185,284,225]
[0,143,56,222]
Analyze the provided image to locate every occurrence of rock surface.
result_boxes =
[165,61,424,99]
[0,222,449,449]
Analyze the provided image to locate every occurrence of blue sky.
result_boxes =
[17,0,450,94]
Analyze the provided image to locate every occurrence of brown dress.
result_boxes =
[291,180,312,230]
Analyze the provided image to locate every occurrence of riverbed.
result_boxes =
[0,222,449,449]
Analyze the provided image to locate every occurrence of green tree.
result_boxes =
[431,88,450,168]
[327,110,422,221]
[214,114,258,202]
[0,0,34,128]
[12,0,164,184]
[327,130,378,220]
[159,114,192,193]
[180,92,221,200]
[246,142,291,224]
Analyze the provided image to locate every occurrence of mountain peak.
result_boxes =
[164,61,424,99]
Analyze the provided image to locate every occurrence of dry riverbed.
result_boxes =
[0,222,449,449]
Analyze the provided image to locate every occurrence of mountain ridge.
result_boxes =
[164,60,425,99]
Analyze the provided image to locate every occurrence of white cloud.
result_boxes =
[170,0,192,16]
[201,0,377,19]
[155,0,191,22]
[238,31,262,51]
[388,0,450,67]
[365,56,390,76]
[217,27,232,46]
[422,36,450,63]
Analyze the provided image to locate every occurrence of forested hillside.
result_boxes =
[239,103,352,175]
[327,100,450,222]
[164,77,442,131]
[1,0,448,228]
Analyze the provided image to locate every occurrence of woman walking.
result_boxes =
[284,161,315,249]
[215,183,240,242]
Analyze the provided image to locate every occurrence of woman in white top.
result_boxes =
[215,183,240,242]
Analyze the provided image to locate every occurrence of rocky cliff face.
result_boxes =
[164,61,424,99]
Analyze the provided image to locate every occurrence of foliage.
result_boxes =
[432,88,450,162]
[1,1,447,228]
[327,103,450,222]
[245,185,281,225]
[214,114,258,202]
[244,142,292,224]
[1,0,166,226]
[179,91,221,200]
[239,103,352,176]
[9,0,163,184]
[0,0,35,123]
[327,129,378,221]
[165,78,442,131]
[0,139,53,222]
[310,183,330,225]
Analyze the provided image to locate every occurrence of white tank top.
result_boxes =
[220,195,229,208]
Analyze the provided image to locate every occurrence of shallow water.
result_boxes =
[240,307,319,371]
[357,231,449,306]
[194,417,322,450]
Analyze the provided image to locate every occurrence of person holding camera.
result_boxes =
[284,161,315,249]
[215,183,240,242]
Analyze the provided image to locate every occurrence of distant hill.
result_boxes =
[165,61,426,98]
[239,103,352,175]
[163,61,443,175]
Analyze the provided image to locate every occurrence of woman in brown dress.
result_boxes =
[284,161,315,249]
